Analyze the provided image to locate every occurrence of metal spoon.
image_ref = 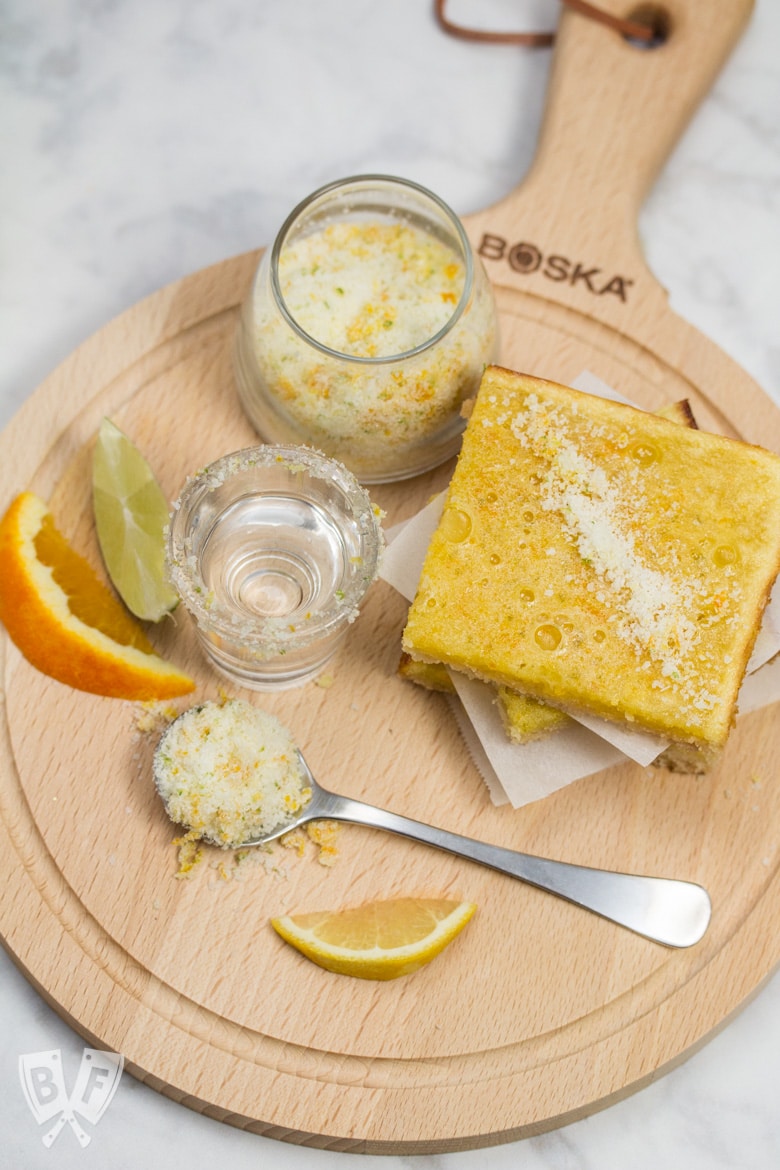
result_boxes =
[239,752,711,948]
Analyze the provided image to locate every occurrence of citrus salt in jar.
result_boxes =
[234,175,498,483]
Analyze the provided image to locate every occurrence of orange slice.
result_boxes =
[0,491,195,699]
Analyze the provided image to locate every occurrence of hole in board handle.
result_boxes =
[623,4,671,48]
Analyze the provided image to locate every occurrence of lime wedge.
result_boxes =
[92,418,178,621]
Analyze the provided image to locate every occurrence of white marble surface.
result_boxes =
[2,1,780,1166]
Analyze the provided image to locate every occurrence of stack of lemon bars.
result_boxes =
[401,368,780,774]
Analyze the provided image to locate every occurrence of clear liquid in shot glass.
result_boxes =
[198,493,349,623]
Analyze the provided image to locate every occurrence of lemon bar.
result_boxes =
[402,368,780,770]
[495,685,570,743]
[398,652,455,694]
[398,653,571,743]
[399,399,698,748]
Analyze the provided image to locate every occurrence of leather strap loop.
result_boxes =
[434,0,657,47]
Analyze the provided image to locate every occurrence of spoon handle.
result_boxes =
[311,790,711,948]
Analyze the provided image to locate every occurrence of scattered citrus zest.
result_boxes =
[271,897,476,980]
[92,417,179,621]
[0,491,195,699]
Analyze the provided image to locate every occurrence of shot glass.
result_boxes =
[167,445,383,689]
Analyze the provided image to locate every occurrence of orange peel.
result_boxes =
[0,491,195,699]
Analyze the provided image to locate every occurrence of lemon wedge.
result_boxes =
[92,418,178,621]
[271,897,476,980]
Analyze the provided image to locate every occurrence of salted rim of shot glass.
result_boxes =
[166,444,384,656]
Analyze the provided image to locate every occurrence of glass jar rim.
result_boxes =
[268,174,475,365]
[167,444,383,650]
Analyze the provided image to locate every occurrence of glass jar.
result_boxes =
[234,175,498,483]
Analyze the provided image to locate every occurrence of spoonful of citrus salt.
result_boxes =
[154,699,711,948]
[153,699,312,849]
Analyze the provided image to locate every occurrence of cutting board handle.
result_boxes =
[467,0,753,285]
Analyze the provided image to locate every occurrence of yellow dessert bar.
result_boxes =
[495,685,570,744]
[399,399,699,748]
[397,653,571,743]
[402,368,780,771]
[398,652,455,694]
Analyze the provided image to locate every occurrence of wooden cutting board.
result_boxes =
[1,0,778,1153]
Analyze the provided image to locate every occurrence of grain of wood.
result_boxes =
[1,0,777,1152]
